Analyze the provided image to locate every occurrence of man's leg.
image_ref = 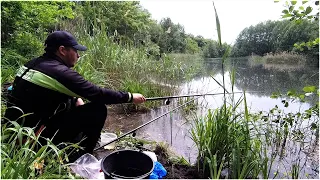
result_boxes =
[41,102,107,154]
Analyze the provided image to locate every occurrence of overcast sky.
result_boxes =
[140,0,285,44]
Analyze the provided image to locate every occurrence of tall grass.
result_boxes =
[190,2,265,178]
[1,119,81,179]
[190,97,263,178]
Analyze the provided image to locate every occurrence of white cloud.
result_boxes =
[140,0,284,44]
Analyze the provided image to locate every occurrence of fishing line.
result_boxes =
[170,110,173,146]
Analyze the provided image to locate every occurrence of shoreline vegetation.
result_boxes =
[249,51,307,65]
[1,1,318,179]
[248,51,309,71]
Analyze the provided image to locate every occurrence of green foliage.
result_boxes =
[194,35,207,48]
[202,40,219,58]
[277,0,319,57]
[78,1,151,39]
[263,51,307,65]
[1,121,79,179]
[202,40,230,58]
[231,19,318,57]
[1,1,75,61]
[1,49,28,84]
[191,105,261,179]
[185,36,200,54]
[158,18,187,53]
[279,0,319,22]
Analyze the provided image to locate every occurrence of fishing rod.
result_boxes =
[94,91,254,151]
[145,92,248,105]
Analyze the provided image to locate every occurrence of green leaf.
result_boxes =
[303,86,316,93]
[284,101,289,107]
[302,1,308,4]
[212,2,222,46]
[287,90,296,96]
[299,6,305,10]
[282,9,289,14]
[311,123,318,130]
[289,6,294,12]
[271,92,279,99]
[299,94,305,100]
[291,1,297,5]
[305,6,312,14]
[282,14,292,18]
[307,15,314,19]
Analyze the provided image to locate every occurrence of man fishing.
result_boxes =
[4,30,146,161]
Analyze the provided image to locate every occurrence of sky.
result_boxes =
[140,0,285,45]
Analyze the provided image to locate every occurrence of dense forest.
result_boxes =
[2,1,318,64]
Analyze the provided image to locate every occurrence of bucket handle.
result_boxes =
[110,172,144,179]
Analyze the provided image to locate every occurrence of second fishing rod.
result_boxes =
[94,91,246,151]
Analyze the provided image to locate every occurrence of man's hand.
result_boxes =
[132,93,146,104]
[76,98,85,106]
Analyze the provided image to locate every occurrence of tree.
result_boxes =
[231,19,318,57]
[194,35,207,49]
[158,17,187,53]
[78,1,152,44]
[185,36,200,54]
[202,40,218,58]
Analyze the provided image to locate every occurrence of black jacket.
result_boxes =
[6,53,131,127]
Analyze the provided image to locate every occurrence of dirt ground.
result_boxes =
[154,145,201,179]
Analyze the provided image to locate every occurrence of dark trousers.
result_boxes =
[41,102,107,157]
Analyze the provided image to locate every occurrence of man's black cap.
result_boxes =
[45,31,87,51]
